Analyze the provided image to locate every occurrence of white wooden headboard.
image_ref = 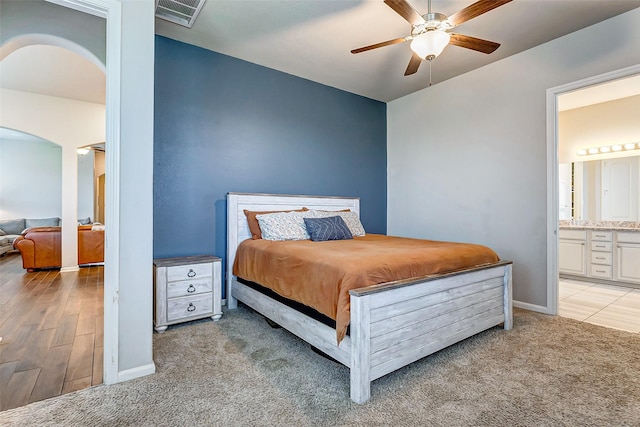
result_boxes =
[226,192,360,306]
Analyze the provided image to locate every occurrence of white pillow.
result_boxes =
[256,211,312,241]
[307,210,366,237]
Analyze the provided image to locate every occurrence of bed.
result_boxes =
[227,192,512,404]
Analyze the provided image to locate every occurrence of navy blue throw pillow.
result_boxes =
[303,216,353,242]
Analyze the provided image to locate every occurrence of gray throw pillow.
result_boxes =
[303,216,353,242]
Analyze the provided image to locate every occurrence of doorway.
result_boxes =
[0,43,106,408]
[547,64,640,333]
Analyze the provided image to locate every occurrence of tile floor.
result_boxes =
[558,278,640,333]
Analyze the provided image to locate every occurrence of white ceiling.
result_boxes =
[558,74,640,111]
[0,44,105,104]
[155,0,640,102]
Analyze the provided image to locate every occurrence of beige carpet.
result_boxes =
[1,307,639,426]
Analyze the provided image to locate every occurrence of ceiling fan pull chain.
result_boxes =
[429,58,432,86]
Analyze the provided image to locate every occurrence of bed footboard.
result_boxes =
[349,262,512,403]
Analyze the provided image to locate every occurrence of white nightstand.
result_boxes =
[153,255,222,333]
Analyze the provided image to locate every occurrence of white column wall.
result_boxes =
[115,0,155,374]
[78,150,95,220]
[387,8,640,309]
[0,88,105,269]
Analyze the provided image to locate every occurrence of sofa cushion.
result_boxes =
[26,217,61,228]
[0,219,26,236]
[78,217,92,225]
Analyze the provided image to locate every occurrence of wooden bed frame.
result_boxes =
[226,192,512,404]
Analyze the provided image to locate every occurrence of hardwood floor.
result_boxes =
[0,253,103,411]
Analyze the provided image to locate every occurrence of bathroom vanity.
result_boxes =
[559,225,640,286]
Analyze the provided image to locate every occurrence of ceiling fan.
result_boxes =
[351,0,512,76]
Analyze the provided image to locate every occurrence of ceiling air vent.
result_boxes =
[155,0,206,28]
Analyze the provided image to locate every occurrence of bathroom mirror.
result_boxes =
[560,155,640,221]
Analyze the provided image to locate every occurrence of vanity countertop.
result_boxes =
[560,225,640,232]
[559,222,640,232]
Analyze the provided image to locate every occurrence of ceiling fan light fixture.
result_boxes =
[410,30,451,60]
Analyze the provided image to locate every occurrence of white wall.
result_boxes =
[387,8,640,309]
[77,149,95,220]
[0,88,105,268]
[559,95,640,164]
[0,137,62,219]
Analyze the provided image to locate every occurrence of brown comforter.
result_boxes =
[233,234,499,344]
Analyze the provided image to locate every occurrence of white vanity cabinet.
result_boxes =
[560,227,640,285]
[616,232,640,284]
[559,229,587,276]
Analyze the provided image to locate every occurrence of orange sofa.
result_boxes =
[13,226,104,271]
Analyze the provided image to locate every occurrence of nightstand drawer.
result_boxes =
[167,263,212,282]
[167,293,213,321]
[590,252,612,265]
[167,278,213,298]
[590,241,612,252]
[590,265,612,278]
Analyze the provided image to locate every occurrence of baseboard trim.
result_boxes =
[513,300,551,315]
[116,363,156,383]
[60,266,80,273]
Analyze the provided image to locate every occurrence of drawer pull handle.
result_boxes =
[595,257,606,260]
[596,270,606,274]
[187,284,196,293]
[187,303,196,312]
[187,269,196,278]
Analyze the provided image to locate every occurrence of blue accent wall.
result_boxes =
[154,36,387,281]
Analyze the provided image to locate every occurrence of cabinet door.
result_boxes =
[616,243,640,284]
[559,240,586,276]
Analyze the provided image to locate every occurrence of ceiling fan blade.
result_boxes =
[404,53,422,76]
[449,33,500,54]
[351,37,410,54]
[384,0,425,26]
[447,0,512,27]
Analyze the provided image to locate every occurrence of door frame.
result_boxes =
[51,0,122,384]
[545,63,640,315]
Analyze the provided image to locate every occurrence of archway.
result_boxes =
[0,37,105,271]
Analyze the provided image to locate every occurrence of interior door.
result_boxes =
[97,173,106,224]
